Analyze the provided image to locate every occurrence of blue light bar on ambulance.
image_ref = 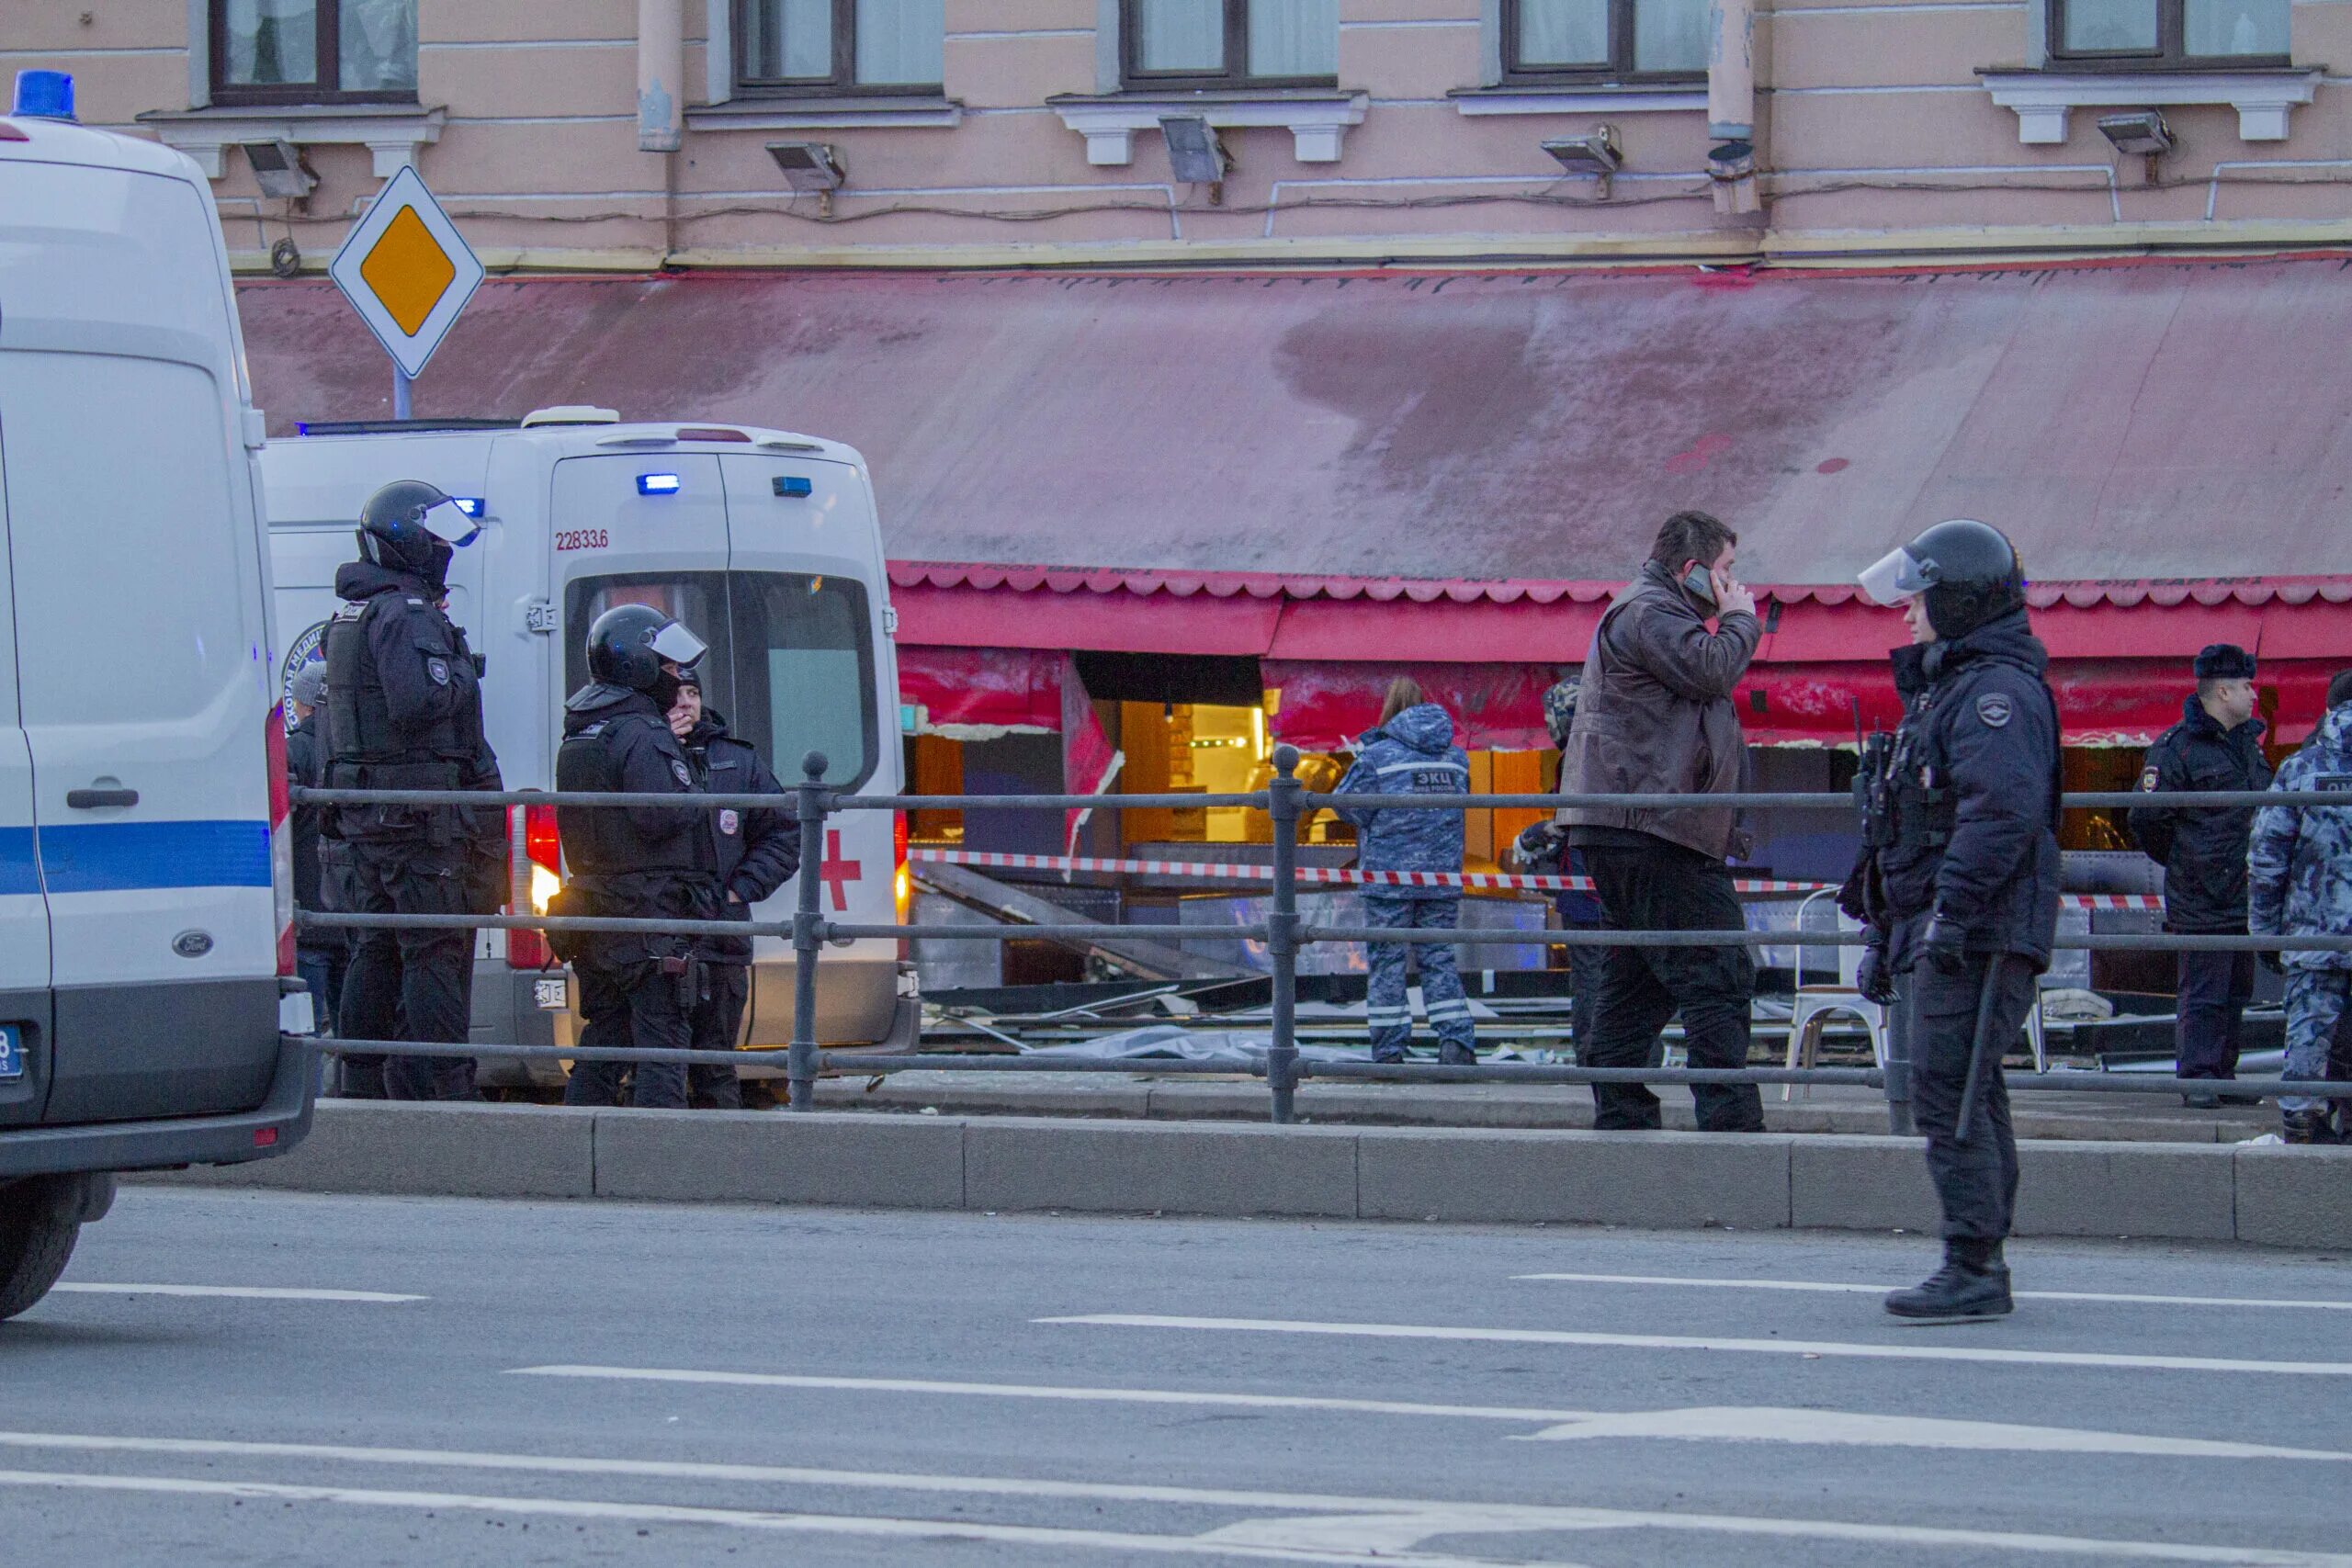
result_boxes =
[637,472,683,496]
[773,475,813,498]
[451,497,485,518]
[12,70,76,122]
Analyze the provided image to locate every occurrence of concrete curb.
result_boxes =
[140,1102,2352,1247]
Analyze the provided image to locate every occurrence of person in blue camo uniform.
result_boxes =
[1335,678,1477,1065]
[2246,670,2352,1145]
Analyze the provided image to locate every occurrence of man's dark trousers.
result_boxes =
[564,951,693,1111]
[1905,951,2031,1241]
[337,848,477,1101]
[2177,948,2255,1081]
[1580,840,1764,1132]
[686,963,749,1109]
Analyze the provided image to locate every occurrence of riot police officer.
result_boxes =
[1844,519,2060,1322]
[554,604,717,1111]
[323,480,503,1102]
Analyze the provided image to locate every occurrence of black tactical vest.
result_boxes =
[555,714,712,880]
[323,596,469,788]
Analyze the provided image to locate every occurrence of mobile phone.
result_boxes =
[1681,563,1718,606]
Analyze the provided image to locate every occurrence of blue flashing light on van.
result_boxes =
[773,475,813,499]
[451,497,485,517]
[637,472,682,495]
[12,70,75,122]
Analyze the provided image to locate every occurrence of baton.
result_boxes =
[1951,953,2017,1148]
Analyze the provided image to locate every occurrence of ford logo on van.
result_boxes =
[172,930,214,959]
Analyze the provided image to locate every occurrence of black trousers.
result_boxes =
[1905,951,2032,1242]
[1580,841,1764,1133]
[337,845,477,1102]
[564,946,694,1111]
[687,963,749,1110]
[2177,946,2255,1081]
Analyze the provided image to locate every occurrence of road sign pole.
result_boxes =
[392,364,413,421]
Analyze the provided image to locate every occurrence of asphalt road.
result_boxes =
[2,1190,2349,1566]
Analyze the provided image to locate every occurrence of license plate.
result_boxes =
[533,977,570,1011]
[0,1026,21,1081]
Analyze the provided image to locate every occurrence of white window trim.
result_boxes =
[1979,67,2320,144]
[684,96,962,130]
[1452,85,1707,117]
[1050,91,1369,165]
[137,103,447,178]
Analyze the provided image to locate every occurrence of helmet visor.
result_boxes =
[649,620,708,669]
[415,497,482,547]
[1857,546,1936,607]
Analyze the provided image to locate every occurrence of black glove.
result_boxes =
[1919,913,1968,974]
[1856,942,1896,1006]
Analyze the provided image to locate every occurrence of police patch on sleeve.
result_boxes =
[2139,766,2161,791]
[1974,692,2013,728]
[425,656,451,686]
[671,759,692,786]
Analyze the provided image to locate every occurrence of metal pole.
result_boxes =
[1883,983,1915,1135]
[1952,953,2018,1147]
[1264,745,1303,1124]
[392,364,412,420]
[787,750,830,1111]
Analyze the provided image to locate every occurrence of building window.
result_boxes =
[1499,0,1708,82]
[211,0,417,104]
[2050,0,2290,65]
[736,0,946,93]
[1121,0,1339,89]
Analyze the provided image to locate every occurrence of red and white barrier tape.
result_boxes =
[910,848,2168,910]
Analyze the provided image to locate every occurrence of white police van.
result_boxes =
[0,75,313,1321]
[263,412,914,1082]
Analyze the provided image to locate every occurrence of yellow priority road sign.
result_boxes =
[328,164,483,381]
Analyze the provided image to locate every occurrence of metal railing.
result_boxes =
[292,748,2352,1128]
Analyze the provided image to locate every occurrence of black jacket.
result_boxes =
[1867,610,2064,973]
[683,709,799,962]
[555,684,713,889]
[286,710,326,931]
[2127,696,2271,933]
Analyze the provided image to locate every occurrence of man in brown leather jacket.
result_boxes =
[1557,510,1766,1132]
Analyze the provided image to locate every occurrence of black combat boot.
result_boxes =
[1884,1238,2014,1323]
[2281,1109,2340,1145]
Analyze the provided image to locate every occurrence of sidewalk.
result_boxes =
[808,1071,2278,1145]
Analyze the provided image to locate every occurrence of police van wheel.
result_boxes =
[0,1188,82,1323]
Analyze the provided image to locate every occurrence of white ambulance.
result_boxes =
[261,412,915,1082]
[0,76,313,1320]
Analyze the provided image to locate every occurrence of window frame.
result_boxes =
[1118,0,1340,92]
[732,0,945,96]
[2044,0,2291,70]
[1498,0,1707,85]
[208,0,418,107]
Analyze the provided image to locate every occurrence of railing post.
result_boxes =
[1265,745,1303,1124]
[788,750,831,1112]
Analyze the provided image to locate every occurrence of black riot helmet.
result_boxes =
[1858,518,2027,640]
[357,479,480,583]
[584,604,708,698]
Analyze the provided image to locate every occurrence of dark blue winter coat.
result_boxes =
[1334,704,1469,900]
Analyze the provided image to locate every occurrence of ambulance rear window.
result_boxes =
[566,570,878,791]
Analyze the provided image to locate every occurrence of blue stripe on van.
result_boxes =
[0,829,36,897]
[34,820,272,893]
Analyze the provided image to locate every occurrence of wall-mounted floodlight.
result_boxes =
[766,141,846,217]
[2098,109,2174,184]
[1543,125,1622,200]
[1159,116,1231,205]
[243,139,316,204]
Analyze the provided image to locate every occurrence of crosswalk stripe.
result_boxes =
[52,1284,425,1303]
[1038,1314,2352,1377]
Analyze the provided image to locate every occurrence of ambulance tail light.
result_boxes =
[894,811,911,923]
[506,800,563,970]
[266,705,296,977]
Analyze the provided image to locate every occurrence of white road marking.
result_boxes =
[1039,1314,2352,1377]
[1515,1273,2352,1312]
[508,1365,2352,1462]
[51,1284,424,1303]
[0,1441,2340,1566]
